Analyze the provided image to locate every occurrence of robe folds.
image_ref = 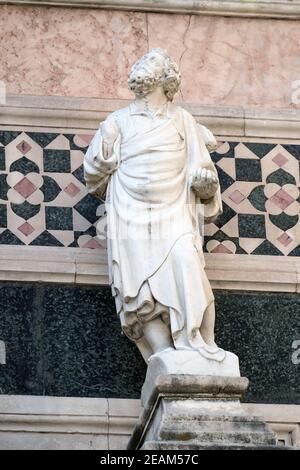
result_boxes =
[84,102,222,356]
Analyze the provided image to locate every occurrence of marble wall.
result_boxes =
[1,4,300,108]
[0,282,299,404]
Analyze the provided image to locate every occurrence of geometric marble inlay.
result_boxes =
[272,153,288,168]
[13,177,37,199]
[17,221,35,236]
[64,182,80,197]
[16,140,32,154]
[229,189,246,205]
[211,243,233,254]
[269,188,295,211]
[0,130,299,255]
[277,232,293,247]
[82,238,102,249]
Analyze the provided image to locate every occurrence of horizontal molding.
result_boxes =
[0,245,109,285]
[1,94,300,140]
[0,245,299,292]
[0,414,108,434]
[205,252,300,293]
[0,395,138,438]
[1,1,300,20]
[0,395,298,449]
[0,395,139,437]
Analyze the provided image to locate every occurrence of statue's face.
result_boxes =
[128,51,166,98]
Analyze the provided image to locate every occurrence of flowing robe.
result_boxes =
[84,102,222,357]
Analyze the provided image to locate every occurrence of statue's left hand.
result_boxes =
[190,168,219,199]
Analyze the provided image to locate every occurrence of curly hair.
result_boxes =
[128,48,181,102]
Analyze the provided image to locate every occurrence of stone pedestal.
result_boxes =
[127,351,278,450]
[140,349,241,408]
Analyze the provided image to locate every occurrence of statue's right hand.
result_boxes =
[101,118,119,145]
[100,117,120,160]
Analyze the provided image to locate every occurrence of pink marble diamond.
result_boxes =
[18,222,35,236]
[13,177,37,198]
[211,244,232,254]
[64,182,80,197]
[270,188,294,210]
[79,134,93,145]
[16,140,32,154]
[83,238,102,249]
[277,232,293,247]
[229,189,246,205]
[272,153,288,167]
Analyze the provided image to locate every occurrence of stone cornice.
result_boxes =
[0,245,299,292]
[1,1,300,20]
[1,94,300,140]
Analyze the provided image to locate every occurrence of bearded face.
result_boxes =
[128,51,166,98]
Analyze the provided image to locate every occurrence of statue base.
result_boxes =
[141,348,241,408]
[127,351,278,450]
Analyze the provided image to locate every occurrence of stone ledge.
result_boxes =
[1,1,300,20]
[0,245,299,292]
[154,374,249,396]
[0,395,298,449]
[1,94,300,140]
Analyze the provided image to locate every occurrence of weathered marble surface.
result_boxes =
[0,6,147,99]
[128,375,278,450]
[83,48,224,365]
[1,5,300,108]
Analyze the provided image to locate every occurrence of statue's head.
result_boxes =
[128,48,181,101]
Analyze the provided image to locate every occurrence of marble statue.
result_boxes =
[84,49,278,450]
[84,48,225,364]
